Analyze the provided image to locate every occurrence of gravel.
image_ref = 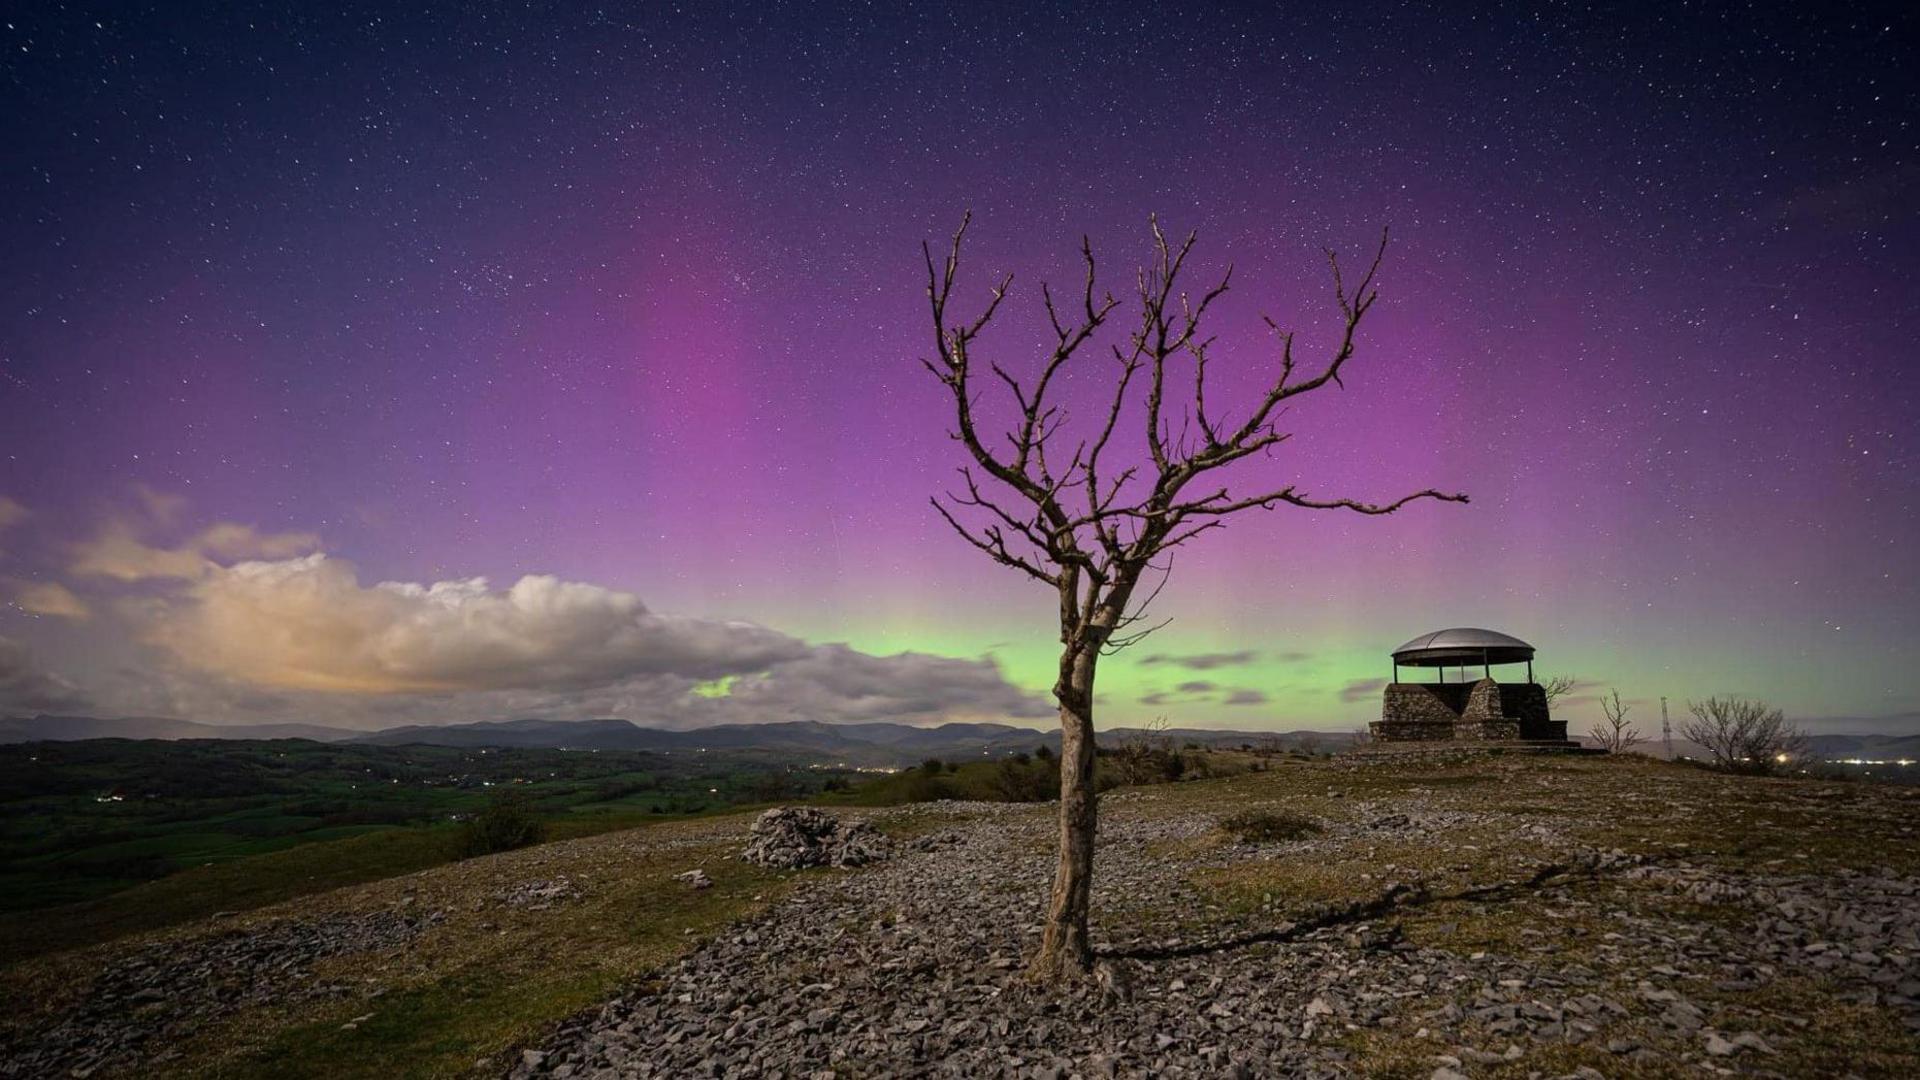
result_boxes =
[510,798,1920,1078]
[0,911,430,1078]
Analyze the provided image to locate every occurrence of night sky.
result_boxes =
[1,2,1915,734]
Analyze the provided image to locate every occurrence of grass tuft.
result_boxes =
[1217,808,1322,844]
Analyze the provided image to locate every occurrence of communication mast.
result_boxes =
[1661,697,1673,760]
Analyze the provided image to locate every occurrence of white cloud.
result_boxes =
[696,645,1054,725]
[150,553,812,693]
[131,485,188,527]
[10,581,90,620]
[71,520,320,581]
[37,491,1055,729]
[107,551,1054,729]
[0,636,89,714]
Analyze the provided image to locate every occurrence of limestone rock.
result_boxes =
[741,807,891,869]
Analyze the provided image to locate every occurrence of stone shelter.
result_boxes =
[1370,628,1571,743]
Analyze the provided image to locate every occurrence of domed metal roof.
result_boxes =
[1391,627,1535,667]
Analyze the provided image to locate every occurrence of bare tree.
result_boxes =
[1541,674,1579,708]
[1588,689,1643,753]
[1111,715,1175,785]
[1680,696,1806,775]
[920,215,1466,979]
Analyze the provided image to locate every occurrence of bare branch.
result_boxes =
[1202,227,1392,468]
[1176,485,1470,519]
[930,496,1058,585]
[1102,616,1173,655]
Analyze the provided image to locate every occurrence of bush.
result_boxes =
[1587,689,1644,754]
[990,756,1057,802]
[1681,696,1806,775]
[1217,809,1322,844]
[750,771,801,801]
[920,757,944,775]
[455,788,547,858]
[901,770,951,802]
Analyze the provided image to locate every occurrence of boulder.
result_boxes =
[741,807,891,869]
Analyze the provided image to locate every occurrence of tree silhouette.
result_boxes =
[1541,674,1580,708]
[1588,688,1643,753]
[1681,695,1806,775]
[920,215,1467,979]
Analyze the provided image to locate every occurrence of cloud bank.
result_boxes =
[127,551,1049,728]
[3,491,1055,730]
[1139,650,1259,671]
[10,581,90,619]
[72,521,320,582]
[152,553,813,693]
[698,645,1054,725]
[0,637,89,713]
[1340,677,1388,703]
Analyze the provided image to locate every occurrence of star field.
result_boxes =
[0,2,1915,731]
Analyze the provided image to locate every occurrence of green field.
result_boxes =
[0,736,1270,963]
[0,738,855,915]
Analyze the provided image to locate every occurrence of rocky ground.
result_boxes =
[510,778,1920,1079]
[3,754,1918,1078]
[1,911,432,1078]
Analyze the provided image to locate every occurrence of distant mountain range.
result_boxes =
[344,717,1331,766]
[0,714,354,743]
[1802,733,1920,759]
[351,718,1055,765]
[0,714,1333,766]
[13,713,1911,767]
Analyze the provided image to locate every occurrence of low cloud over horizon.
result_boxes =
[3,492,1918,737]
[0,636,90,714]
[0,494,1054,731]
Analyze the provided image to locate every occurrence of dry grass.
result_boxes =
[1215,808,1323,844]
[9,751,1919,1077]
[2,814,818,1079]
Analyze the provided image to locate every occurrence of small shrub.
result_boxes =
[1218,808,1322,844]
[455,788,547,858]
[750,771,801,801]
[1588,688,1644,754]
[920,757,944,775]
[990,756,1057,802]
[902,770,950,802]
[1681,695,1806,775]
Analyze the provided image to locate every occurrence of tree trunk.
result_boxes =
[1030,630,1101,980]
